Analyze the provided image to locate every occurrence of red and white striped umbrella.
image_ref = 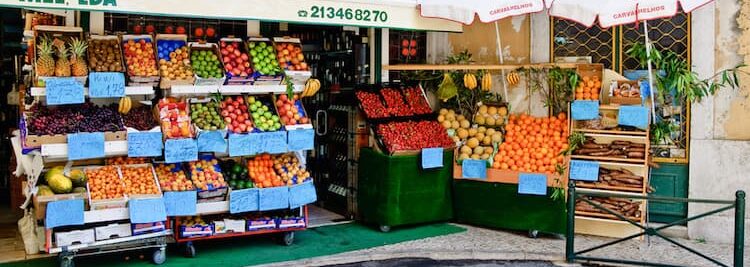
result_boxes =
[417,0,713,27]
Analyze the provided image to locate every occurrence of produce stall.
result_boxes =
[13,23,323,267]
[354,83,455,231]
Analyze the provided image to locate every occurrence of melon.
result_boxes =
[44,166,65,182]
[47,173,72,194]
[37,185,54,196]
[69,169,87,187]
[72,187,87,194]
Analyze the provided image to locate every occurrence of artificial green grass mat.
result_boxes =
[3,223,464,267]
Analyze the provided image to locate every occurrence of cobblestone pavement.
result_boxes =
[325,258,557,267]
[260,224,749,267]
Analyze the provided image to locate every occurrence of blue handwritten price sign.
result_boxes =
[571,100,600,120]
[129,198,167,223]
[164,138,198,163]
[45,199,84,228]
[421,147,444,169]
[46,77,84,105]
[229,188,259,214]
[569,160,600,181]
[198,130,227,153]
[259,131,287,154]
[88,72,125,98]
[127,131,163,157]
[163,191,197,216]
[462,159,487,179]
[289,181,317,208]
[287,128,314,151]
[67,132,105,160]
[518,173,548,196]
[228,133,254,156]
[259,186,290,211]
[618,105,649,129]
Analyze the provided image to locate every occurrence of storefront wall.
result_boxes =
[432,2,750,244]
[688,0,750,244]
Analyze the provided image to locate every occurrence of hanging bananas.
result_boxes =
[506,71,520,86]
[301,78,321,97]
[463,73,478,90]
[118,96,132,114]
[481,73,492,91]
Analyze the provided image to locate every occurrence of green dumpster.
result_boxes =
[357,148,454,231]
[452,179,567,235]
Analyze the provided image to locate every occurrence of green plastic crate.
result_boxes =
[357,148,454,229]
[452,179,567,234]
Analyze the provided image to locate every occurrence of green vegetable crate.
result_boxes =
[357,148,453,232]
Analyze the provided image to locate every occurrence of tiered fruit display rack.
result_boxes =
[16,26,319,267]
[569,104,651,238]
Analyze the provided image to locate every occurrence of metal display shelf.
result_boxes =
[30,86,155,97]
[170,84,303,96]
[50,230,171,267]
[41,141,127,160]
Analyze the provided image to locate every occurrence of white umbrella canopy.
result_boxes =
[417,0,713,27]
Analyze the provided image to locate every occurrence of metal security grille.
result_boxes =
[621,13,691,163]
[551,18,615,69]
[621,13,690,71]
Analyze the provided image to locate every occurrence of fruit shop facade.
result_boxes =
[414,1,750,243]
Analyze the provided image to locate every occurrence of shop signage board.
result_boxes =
[4,0,462,32]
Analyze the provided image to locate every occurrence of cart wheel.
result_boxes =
[528,230,540,239]
[184,242,196,258]
[379,225,391,233]
[58,255,74,267]
[281,232,294,246]
[152,248,166,265]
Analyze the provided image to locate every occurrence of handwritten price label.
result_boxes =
[618,105,649,129]
[67,132,105,160]
[571,100,600,120]
[259,131,287,154]
[46,77,84,105]
[127,131,163,157]
[164,138,198,163]
[228,133,256,156]
[88,72,125,98]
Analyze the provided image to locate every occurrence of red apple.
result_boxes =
[206,27,216,37]
[145,24,155,34]
[165,26,174,34]
[194,27,204,37]
[176,26,186,34]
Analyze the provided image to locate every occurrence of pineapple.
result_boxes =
[69,38,88,76]
[53,38,71,77]
[35,37,55,77]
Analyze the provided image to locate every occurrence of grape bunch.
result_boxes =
[123,105,158,131]
[26,103,125,135]
[78,104,125,132]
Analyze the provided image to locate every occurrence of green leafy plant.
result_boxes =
[626,42,745,103]
[650,120,679,145]
[521,67,578,115]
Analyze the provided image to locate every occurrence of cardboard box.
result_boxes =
[95,223,132,241]
[22,113,127,148]
[189,42,226,86]
[122,34,160,87]
[224,219,246,233]
[120,164,162,199]
[179,224,213,238]
[220,37,254,85]
[32,26,87,87]
[33,192,86,220]
[273,37,311,85]
[247,37,283,85]
[609,80,643,105]
[276,217,306,229]
[156,34,195,89]
[87,35,126,73]
[246,218,276,231]
[55,229,95,247]
[85,166,128,210]
[132,221,166,235]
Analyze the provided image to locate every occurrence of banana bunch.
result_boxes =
[301,78,321,97]
[463,73,478,90]
[118,96,132,114]
[506,71,520,86]
[481,73,492,91]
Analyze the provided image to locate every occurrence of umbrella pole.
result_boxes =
[643,20,657,123]
[494,21,509,102]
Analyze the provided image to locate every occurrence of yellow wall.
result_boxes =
[447,15,531,64]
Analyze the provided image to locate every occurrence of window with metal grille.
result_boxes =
[551,13,691,163]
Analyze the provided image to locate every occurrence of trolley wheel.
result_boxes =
[528,229,540,239]
[379,225,391,233]
[152,248,166,265]
[184,242,196,258]
[58,255,74,267]
[281,232,295,246]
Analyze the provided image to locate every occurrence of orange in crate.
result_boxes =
[492,113,569,174]
[575,75,602,101]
